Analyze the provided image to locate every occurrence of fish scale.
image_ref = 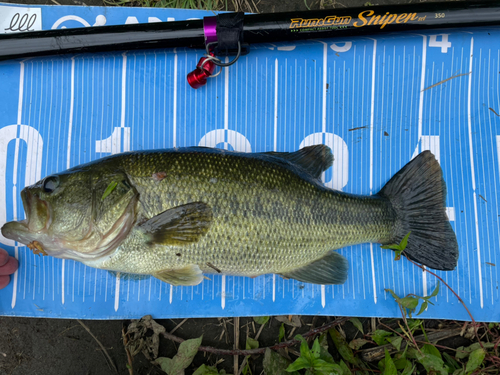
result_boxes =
[96,149,393,276]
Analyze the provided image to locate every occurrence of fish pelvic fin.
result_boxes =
[279,251,348,285]
[262,144,333,180]
[153,264,204,286]
[378,151,459,271]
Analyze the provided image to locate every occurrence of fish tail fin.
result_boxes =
[378,151,459,271]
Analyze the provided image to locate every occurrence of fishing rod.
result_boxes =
[0,1,499,88]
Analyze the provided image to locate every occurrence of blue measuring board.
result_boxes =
[0,2,499,321]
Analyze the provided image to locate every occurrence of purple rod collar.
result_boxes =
[203,16,218,45]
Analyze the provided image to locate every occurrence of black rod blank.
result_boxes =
[0,1,499,61]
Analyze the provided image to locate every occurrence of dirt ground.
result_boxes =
[0,0,469,374]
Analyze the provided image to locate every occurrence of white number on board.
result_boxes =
[429,34,451,53]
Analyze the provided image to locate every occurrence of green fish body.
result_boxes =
[1,146,459,286]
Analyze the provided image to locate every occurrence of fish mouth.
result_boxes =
[21,189,51,233]
[1,189,52,249]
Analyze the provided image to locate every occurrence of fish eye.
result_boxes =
[43,176,60,193]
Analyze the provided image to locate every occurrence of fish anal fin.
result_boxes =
[280,251,348,285]
[140,202,212,246]
[263,145,333,179]
[153,264,203,286]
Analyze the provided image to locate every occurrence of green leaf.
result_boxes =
[416,352,448,375]
[263,348,297,375]
[381,244,403,251]
[429,282,440,297]
[388,336,403,351]
[385,289,401,303]
[156,335,203,375]
[372,330,393,346]
[156,358,174,374]
[311,338,322,359]
[381,232,411,252]
[456,343,494,360]
[339,360,350,375]
[443,352,460,371]
[246,336,259,350]
[276,316,302,327]
[295,334,315,365]
[193,364,223,375]
[393,357,408,370]
[465,348,486,374]
[286,356,311,372]
[399,231,411,250]
[278,323,285,343]
[101,181,118,201]
[311,358,336,372]
[329,328,357,365]
[422,344,442,360]
[349,317,364,334]
[393,249,403,261]
[383,349,397,375]
[317,335,335,366]
[405,347,419,359]
[401,361,415,375]
[417,300,428,316]
[349,338,370,350]
[253,316,270,325]
[318,333,329,350]
[407,319,422,332]
[399,297,419,310]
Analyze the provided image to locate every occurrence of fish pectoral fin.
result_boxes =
[280,251,348,285]
[262,145,333,180]
[153,264,204,286]
[140,202,212,246]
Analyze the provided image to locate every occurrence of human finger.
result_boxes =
[0,248,9,267]
[0,275,10,289]
[0,257,18,276]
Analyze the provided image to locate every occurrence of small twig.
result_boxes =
[234,317,240,375]
[404,254,484,351]
[237,318,267,375]
[222,319,230,344]
[170,318,188,335]
[206,262,222,273]
[163,317,349,356]
[361,326,461,362]
[122,327,134,375]
[398,304,421,354]
[421,72,471,92]
[58,325,80,336]
[77,320,118,373]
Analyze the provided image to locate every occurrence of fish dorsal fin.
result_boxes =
[139,202,212,246]
[154,264,203,286]
[263,145,333,179]
[280,251,348,285]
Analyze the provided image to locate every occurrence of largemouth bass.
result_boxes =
[1,146,458,286]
